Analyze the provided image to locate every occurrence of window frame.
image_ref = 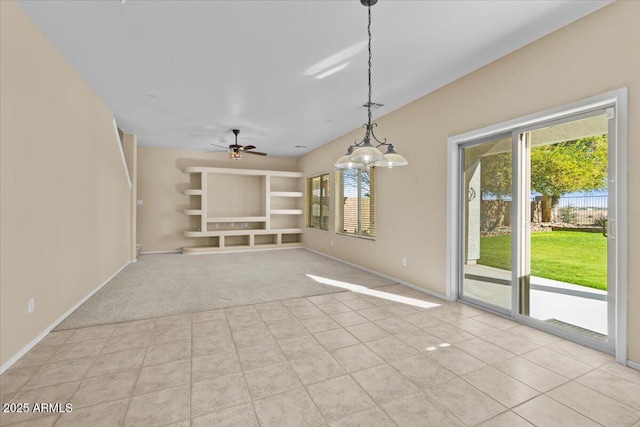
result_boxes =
[336,167,376,239]
[306,173,330,231]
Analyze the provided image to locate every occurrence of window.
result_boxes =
[306,173,330,230]
[337,167,376,237]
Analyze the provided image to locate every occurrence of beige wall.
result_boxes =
[137,146,298,252]
[0,1,132,366]
[299,1,640,361]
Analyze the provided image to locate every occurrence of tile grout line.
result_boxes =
[119,319,159,427]
[266,297,333,426]
[316,292,519,426]
[206,294,607,426]
[4,287,634,427]
[476,340,633,426]
[262,302,319,419]
[188,313,194,425]
[8,326,115,426]
[285,293,415,425]
[229,307,269,427]
[539,363,640,426]
[321,291,491,426]
[61,326,117,425]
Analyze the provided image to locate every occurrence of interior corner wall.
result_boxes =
[123,133,138,260]
[299,1,640,361]
[136,146,298,252]
[0,1,131,366]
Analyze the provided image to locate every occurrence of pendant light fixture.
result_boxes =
[334,0,408,170]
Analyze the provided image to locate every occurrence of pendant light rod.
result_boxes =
[334,0,408,169]
[366,2,372,131]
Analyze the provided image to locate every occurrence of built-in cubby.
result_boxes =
[181,167,304,254]
[282,233,302,244]
[254,234,278,246]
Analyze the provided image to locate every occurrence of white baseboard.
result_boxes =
[304,248,448,301]
[627,359,640,371]
[0,260,132,374]
[139,250,182,255]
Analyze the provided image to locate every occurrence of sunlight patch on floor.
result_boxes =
[305,274,441,309]
[426,343,451,351]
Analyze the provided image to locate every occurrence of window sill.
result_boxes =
[306,227,329,233]
[335,232,375,241]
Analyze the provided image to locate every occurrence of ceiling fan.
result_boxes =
[208,129,267,159]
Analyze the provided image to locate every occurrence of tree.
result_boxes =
[480,152,512,200]
[478,134,607,223]
[479,151,512,231]
[531,135,607,222]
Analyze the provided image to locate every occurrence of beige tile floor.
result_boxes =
[1,284,640,427]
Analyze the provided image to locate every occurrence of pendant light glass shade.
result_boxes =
[374,144,408,168]
[350,140,385,165]
[335,147,365,169]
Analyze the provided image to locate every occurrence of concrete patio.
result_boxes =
[463,264,607,336]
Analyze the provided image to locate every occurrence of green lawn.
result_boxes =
[478,231,607,290]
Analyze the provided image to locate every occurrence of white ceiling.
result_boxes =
[17,0,611,157]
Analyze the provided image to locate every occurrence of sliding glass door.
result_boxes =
[519,111,612,342]
[460,134,513,313]
[458,107,617,351]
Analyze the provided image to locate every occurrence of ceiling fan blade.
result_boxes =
[241,145,257,151]
[244,150,267,156]
[210,143,230,150]
[206,150,227,153]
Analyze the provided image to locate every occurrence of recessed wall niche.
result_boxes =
[207,174,265,217]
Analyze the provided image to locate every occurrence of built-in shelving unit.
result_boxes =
[182,166,304,254]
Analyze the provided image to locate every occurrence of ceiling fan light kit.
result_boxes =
[334,0,408,170]
[229,150,243,160]
[211,129,267,160]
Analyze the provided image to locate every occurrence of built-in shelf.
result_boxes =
[270,191,303,198]
[270,209,303,215]
[184,228,302,238]
[271,228,304,233]
[183,166,302,178]
[182,167,304,254]
[182,242,303,254]
[207,216,267,223]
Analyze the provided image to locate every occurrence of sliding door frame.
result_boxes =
[458,132,513,316]
[446,88,628,363]
[513,107,615,354]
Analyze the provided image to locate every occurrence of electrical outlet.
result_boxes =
[28,298,34,313]
[330,240,334,247]
[136,199,143,206]
[402,257,407,266]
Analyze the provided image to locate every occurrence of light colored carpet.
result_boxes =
[54,249,395,330]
